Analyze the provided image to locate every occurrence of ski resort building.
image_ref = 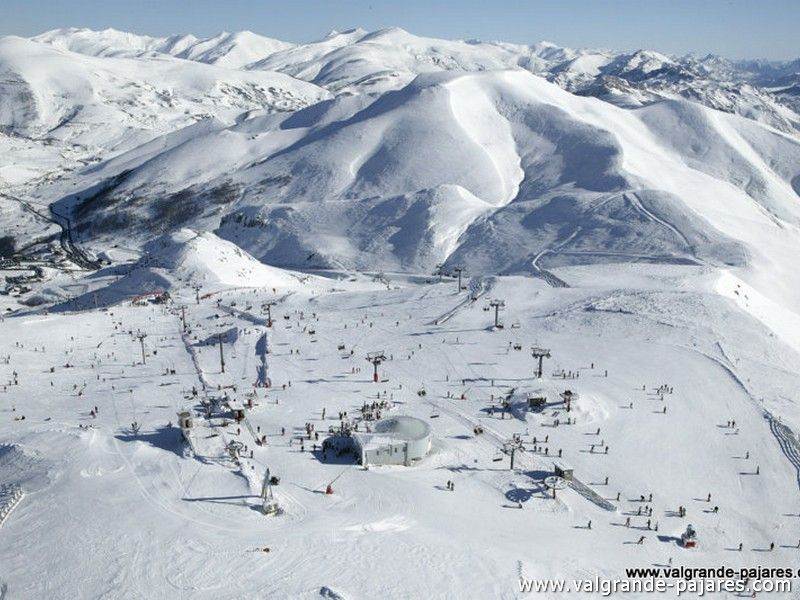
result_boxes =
[353,416,432,466]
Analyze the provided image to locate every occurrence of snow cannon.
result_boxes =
[680,524,697,548]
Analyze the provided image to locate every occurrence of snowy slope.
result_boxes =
[137,228,318,291]
[0,34,329,241]
[32,27,294,68]
[4,23,800,600]
[249,27,534,94]
[29,26,800,134]
[3,26,800,363]
[49,228,325,311]
[57,69,800,313]
[3,265,800,598]
[0,36,327,138]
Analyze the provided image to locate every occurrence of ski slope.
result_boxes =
[2,23,800,599]
[2,264,800,598]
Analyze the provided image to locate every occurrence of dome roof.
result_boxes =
[372,416,431,441]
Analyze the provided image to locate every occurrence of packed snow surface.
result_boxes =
[2,265,800,599]
[2,24,800,599]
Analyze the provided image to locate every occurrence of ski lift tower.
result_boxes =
[262,301,277,327]
[453,266,464,292]
[261,467,280,515]
[434,263,445,283]
[135,332,147,365]
[227,440,244,458]
[560,389,577,412]
[504,437,525,470]
[366,351,387,383]
[531,347,551,379]
[489,299,505,329]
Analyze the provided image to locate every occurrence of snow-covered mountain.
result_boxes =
[2,26,800,310]
[0,35,325,138]
[32,27,294,68]
[28,26,800,132]
[0,33,328,226]
[36,69,798,308]
[5,25,800,599]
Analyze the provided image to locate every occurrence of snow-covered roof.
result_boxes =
[354,416,431,450]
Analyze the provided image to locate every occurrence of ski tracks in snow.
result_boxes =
[766,415,800,492]
[625,191,692,250]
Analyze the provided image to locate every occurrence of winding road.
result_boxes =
[0,191,101,270]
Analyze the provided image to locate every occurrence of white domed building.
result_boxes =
[353,416,432,466]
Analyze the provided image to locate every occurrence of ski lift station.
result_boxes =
[353,416,432,466]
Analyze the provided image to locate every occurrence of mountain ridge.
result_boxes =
[2,26,799,315]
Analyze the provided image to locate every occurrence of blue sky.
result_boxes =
[2,0,798,60]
